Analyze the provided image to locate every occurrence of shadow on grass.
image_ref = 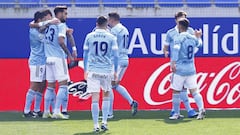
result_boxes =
[73,131,111,135]
[0,110,239,122]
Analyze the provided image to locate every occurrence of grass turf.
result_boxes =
[0,110,239,135]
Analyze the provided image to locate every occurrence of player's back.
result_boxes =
[85,29,117,73]
[174,32,199,76]
[111,23,129,61]
[44,22,67,58]
[166,26,194,59]
[29,28,45,65]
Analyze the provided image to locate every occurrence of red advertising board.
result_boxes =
[0,57,239,111]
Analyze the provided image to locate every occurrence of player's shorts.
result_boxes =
[46,57,69,83]
[87,72,112,93]
[171,73,197,91]
[29,65,46,82]
[112,62,128,81]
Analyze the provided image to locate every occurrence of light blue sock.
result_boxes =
[54,85,67,114]
[91,101,99,127]
[108,90,114,115]
[34,91,43,112]
[172,93,181,115]
[24,89,36,113]
[192,91,204,110]
[180,90,192,112]
[61,86,69,112]
[102,97,110,124]
[44,87,55,113]
[115,85,133,105]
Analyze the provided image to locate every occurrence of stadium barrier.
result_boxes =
[0,18,239,111]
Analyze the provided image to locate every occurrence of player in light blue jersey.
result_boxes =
[43,6,75,119]
[107,12,138,118]
[163,11,200,118]
[83,16,118,133]
[23,11,46,118]
[169,18,205,120]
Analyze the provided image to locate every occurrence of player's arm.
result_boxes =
[163,32,171,58]
[66,28,77,58]
[112,37,119,81]
[171,41,180,73]
[58,24,74,61]
[83,36,89,80]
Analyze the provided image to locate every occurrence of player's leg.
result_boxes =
[52,58,69,119]
[169,74,184,120]
[87,72,101,132]
[186,75,205,120]
[108,89,114,118]
[100,74,111,131]
[43,57,56,118]
[23,65,41,118]
[113,65,138,116]
[180,88,198,118]
[33,65,46,117]
[61,62,71,117]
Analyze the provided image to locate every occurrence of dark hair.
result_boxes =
[178,18,189,30]
[33,11,44,23]
[54,6,67,16]
[42,9,52,17]
[175,11,187,20]
[96,16,108,27]
[108,12,120,21]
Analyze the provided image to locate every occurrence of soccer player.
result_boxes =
[169,18,205,120]
[43,6,74,119]
[23,11,46,118]
[107,12,138,118]
[163,11,199,118]
[83,16,118,132]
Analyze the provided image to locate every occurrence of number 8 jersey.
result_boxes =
[44,22,67,58]
[83,29,118,73]
[172,32,202,76]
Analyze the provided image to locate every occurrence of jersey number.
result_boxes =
[93,41,108,56]
[45,27,55,42]
[187,46,193,59]
[123,34,129,49]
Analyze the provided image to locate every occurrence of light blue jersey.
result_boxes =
[29,28,46,65]
[110,23,129,65]
[83,29,118,73]
[44,22,67,58]
[172,32,201,76]
[165,26,194,59]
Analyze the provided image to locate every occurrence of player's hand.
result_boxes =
[164,50,169,58]
[195,29,202,38]
[49,18,60,25]
[84,72,88,80]
[72,50,78,59]
[68,55,74,62]
[170,62,176,73]
[67,28,74,35]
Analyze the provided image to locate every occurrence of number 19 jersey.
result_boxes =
[172,32,201,76]
[44,22,67,58]
[83,29,118,73]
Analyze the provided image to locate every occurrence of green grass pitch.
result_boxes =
[0,110,239,135]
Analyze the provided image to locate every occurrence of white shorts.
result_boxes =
[29,65,46,82]
[46,57,69,83]
[171,73,198,91]
[87,72,112,93]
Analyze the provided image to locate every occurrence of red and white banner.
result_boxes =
[0,57,239,111]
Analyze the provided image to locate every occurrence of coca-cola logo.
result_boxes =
[144,62,240,107]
